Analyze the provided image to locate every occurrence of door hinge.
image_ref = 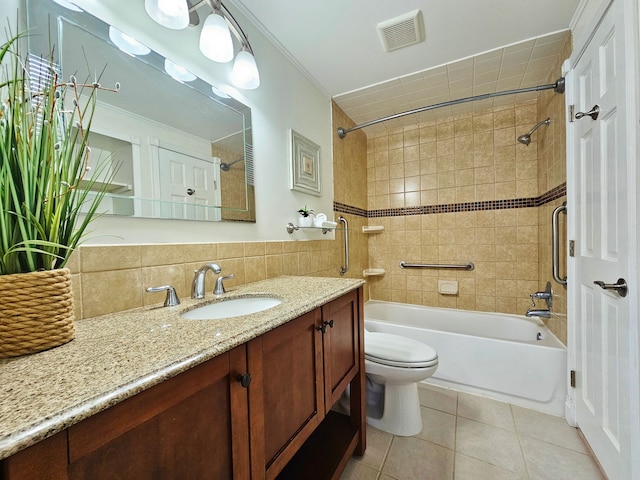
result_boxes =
[568,105,575,123]
[570,370,576,388]
[569,240,575,257]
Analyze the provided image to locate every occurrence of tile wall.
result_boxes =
[364,102,544,316]
[359,37,571,344]
[68,239,350,320]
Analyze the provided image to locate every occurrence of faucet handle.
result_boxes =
[146,285,181,307]
[214,274,235,295]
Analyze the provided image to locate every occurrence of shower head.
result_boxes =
[517,117,551,146]
[220,158,244,171]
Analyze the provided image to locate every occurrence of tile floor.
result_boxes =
[342,383,606,480]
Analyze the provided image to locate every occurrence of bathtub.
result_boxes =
[364,300,567,416]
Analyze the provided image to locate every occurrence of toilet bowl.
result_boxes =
[364,330,438,436]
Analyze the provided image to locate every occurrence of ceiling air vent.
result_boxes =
[376,10,424,53]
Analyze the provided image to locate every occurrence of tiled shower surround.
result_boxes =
[331,34,570,345]
[360,99,566,327]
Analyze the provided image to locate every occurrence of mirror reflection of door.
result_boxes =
[158,147,221,221]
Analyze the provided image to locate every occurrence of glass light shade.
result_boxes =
[231,50,260,90]
[164,59,196,82]
[145,0,189,30]
[199,13,234,63]
[109,27,151,56]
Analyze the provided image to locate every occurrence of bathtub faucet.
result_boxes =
[526,308,551,319]
[529,282,553,310]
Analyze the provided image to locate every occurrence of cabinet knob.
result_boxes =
[236,373,252,388]
[316,320,335,334]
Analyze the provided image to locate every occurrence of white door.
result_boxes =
[569,2,637,478]
[158,148,221,221]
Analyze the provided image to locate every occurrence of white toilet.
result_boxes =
[364,330,438,436]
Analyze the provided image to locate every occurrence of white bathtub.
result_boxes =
[364,300,567,416]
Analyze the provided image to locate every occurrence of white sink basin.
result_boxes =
[181,296,282,320]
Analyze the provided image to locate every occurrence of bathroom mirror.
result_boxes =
[25,0,256,222]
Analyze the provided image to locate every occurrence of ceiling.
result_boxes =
[233,0,581,136]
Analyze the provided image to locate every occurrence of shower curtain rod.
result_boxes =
[337,77,565,139]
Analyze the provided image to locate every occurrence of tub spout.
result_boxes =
[526,308,551,318]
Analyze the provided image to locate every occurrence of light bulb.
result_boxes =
[231,49,260,90]
[199,12,234,63]
[109,27,151,56]
[145,0,189,30]
[164,59,196,82]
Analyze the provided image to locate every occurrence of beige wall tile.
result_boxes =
[82,269,142,318]
[81,245,141,272]
[140,244,183,267]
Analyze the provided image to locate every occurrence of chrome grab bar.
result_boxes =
[338,216,349,276]
[399,261,474,271]
[552,203,567,286]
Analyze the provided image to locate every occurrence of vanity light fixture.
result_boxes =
[199,8,234,63]
[145,0,260,89]
[231,46,260,90]
[164,58,197,82]
[108,27,151,56]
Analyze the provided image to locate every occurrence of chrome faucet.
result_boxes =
[529,282,553,308]
[526,309,551,318]
[191,263,222,299]
[214,274,235,295]
[526,281,553,318]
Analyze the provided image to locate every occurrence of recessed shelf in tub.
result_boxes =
[362,226,384,233]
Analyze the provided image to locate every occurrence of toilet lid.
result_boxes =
[365,331,438,368]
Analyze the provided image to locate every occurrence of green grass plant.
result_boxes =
[0,33,115,274]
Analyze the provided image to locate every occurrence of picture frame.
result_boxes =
[290,129,321,196]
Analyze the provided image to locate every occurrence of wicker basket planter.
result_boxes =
[0,268,75,358]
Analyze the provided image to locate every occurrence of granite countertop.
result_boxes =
[0,275,364,460]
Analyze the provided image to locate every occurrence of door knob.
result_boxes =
[575,104,600,120]
[594,278,627,297]
[186,188,195,195]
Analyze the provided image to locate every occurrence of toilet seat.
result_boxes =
[365,331,438,368]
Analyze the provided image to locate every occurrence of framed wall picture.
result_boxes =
[290,129,321,196]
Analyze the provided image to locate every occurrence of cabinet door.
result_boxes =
[247,308,324,480]
[65,346,249,480]
[321,289,360,408]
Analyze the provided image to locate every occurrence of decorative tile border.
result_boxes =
[332,202,368,217]
[333,183,566,218]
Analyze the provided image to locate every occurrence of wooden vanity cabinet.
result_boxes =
[247,288,365,480]
[1,288,365,480]
[1,346,250,480]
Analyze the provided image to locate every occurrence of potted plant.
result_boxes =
[297,205,314,227]
[0,34,117,358]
